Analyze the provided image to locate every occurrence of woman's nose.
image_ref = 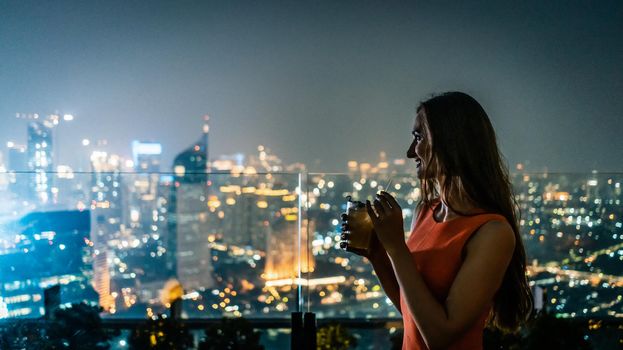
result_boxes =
[406,140,416,158]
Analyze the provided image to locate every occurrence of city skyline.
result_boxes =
[1,154,621,322]
[0,99,621,350]
[0,111,620,176]
[1,1,622,173]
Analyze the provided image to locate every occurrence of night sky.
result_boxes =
[1,0,621,172]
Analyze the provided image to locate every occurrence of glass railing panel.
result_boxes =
[2,170,622,325]
[301,173,420,318]
[301,171,623,321]
[0,171,302,320]
[162,172,302,319]
[511,172,623,318]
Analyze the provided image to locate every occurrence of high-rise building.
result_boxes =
[90,151,124,225]
[6,143,28,198]
[89,151,123,311]
[92,215,114,311]
[128,141,163,233]
[264,218,315,282]
[586,173,600,201]
[167,116,215,291]
[127,175,172,305]
[27,118,54,203]
[7,143,27,172]
[132,141,162,173]
[0,210,96,318]
[171,115,210,182]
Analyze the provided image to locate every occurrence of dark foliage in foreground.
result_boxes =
[198,317,264,350]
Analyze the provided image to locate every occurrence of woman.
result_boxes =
[342,92,532,349]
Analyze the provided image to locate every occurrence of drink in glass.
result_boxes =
[342,196,374,254]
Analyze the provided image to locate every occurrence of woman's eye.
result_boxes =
[415,135,422,142]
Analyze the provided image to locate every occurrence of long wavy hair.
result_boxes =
[416,91,532,331]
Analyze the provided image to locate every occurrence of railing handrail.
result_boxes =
[3,170,623,175]
[1,316,621,329]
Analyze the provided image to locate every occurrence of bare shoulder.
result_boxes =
[466,219,516,256]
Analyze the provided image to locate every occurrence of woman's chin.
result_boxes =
[415,167,424,179]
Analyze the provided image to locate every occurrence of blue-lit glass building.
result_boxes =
[0,210,96,318]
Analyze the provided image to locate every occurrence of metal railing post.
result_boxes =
[291,311,304,349]
[43,285,61,319]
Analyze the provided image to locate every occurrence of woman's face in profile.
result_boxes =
[407,111,430,179]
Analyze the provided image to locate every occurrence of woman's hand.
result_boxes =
[366,191,408,256]
[340,213,385,261]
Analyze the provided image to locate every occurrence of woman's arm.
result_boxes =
[367,247,401,313]
[369,193,515,350]
[389,221,514,349]
[369,203,422,312]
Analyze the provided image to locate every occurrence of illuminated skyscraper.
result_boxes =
[171,115,210,182]
[132,141,162,173]
[26,117,54,203]
[129,141,163,232]
[90,151,123,222]
[92,215,114,311]
[167,116,215,291]
[264,217,315,283]
[0,210,96,318]
[6,143,28,197]
[7,143,27,172]
[89,151,123,311]
[586,173,600,201]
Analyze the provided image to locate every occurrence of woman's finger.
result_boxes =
[373,198,385,216]
[365,200,379,224]
[376,194,392,213]
[379,191,401,210]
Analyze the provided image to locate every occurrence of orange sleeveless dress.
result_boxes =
[400,202,507,350]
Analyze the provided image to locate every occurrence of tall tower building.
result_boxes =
[6,143,28,198]
[264,217,315,283]
[132,141,162,173]
[92,215,114,312]
[128,141,163,238]
[586,172,599,201]
[171,115,210,182]
[167,116,215,291]
[89,151,123,311]
[7,143,27,171]
[26,117,54,203]
[90,151,124,223]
